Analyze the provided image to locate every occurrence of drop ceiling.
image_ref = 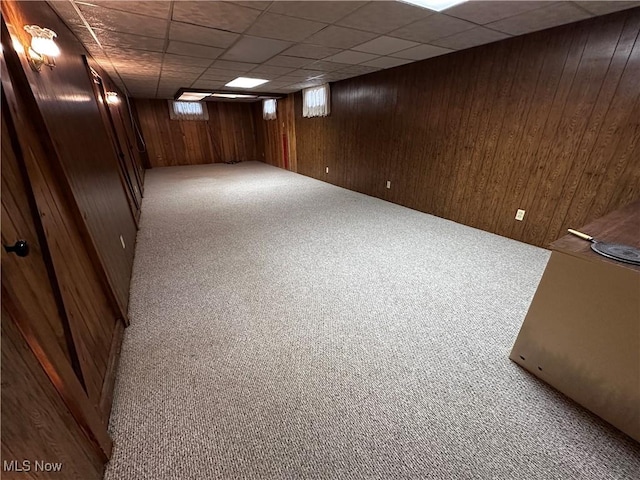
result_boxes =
[48,1,640,99]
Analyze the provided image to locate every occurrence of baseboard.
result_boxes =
[99,320,125,423]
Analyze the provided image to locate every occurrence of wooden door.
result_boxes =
[111,100,145,198]
[1,104,79,376]
[1,33,123,421]
[1,94,112,477]
[86,62,141,223]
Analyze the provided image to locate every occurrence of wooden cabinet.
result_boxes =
[510,200,640,442]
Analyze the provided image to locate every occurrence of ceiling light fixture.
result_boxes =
[225,77,269,89]
[177,92,212,101]
[23,25,60,71]
[399,0,467,12]
[211,93,257,99]
[105,91,120,105]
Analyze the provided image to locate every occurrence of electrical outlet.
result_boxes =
[120,235,126,249]
[386,180,391,189]
[515,209,526,221]
[325,166,329,174]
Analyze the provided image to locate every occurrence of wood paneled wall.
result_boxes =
[294,9,640,248]
[254,95,298,171]
[1,306,105,479]
[134,99,258,167]
[3,0,137,310]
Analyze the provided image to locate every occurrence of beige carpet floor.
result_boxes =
[104,162,640,479]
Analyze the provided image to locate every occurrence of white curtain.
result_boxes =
[263,99,277,120]
[303,84,330,118]
[168,101,208,121]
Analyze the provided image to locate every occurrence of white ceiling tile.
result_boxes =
[390,14,476,44]
[124,79,157,89]
[304,26,378,49]
[272,75,307,83]
[267,1,367,23]
[335,64,381,76]
[49,1,83,25]
[104,46,164,63]
[169,22,239,48]
[324,50,379,65]
[172,1,262,33]
[265,55,314,68]
[352,36,419,55]
[246,13,327,42]
[391,43,453,60]
[281,44,342,59]
[158,79,185,88]
[250,64,296,76]
[320,71,357,82]
[92,28,165,52]
[232,2,272,11]
[161,65,209,75]
[190,79,227,89]
[221,36,292,63]
[360,56,412,69]
[574,1,640,15]
[67,26,95,46]
[116,65,160,82]
[445,1,549,25]
[303,60,346,72]
[77,4,168,38]
[88,1,171,20]
[336,1,433,34]
[121,74,159,83]
[212,60,259,72]
[199,68,240,81]
[166,41,224,59]
[161,71,201,82]
[286,69,326,79]
[288,79,327,89]
[487,3,593,35]
[430,26,510,50]
[163,53,214,68]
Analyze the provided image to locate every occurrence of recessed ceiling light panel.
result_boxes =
[225,77,269,89]
[212,93,258,99]
[399,0,467,12]
[177,92,211,101]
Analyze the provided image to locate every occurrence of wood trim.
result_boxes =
[99,320,125,422]
[1,286,112,460]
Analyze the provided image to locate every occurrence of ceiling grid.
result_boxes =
[46,0,640,99]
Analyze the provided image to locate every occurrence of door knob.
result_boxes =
[4,240,29,257]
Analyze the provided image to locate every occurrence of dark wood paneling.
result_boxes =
[294,9,640,248]
[1,105,74,368]
[254,95,298,171]
[135,99,258,167]
[1,304,104,480]
[3,0,136,310]
[2,16,121,421]
[93,61,146,196]
[2,90,113,468]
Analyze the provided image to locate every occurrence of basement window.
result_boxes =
[303,84,330,118]
[168,100,209,121]
[263,99,277,120]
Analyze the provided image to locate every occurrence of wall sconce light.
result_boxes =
[106,92,120,105]
[23,25,60,72]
